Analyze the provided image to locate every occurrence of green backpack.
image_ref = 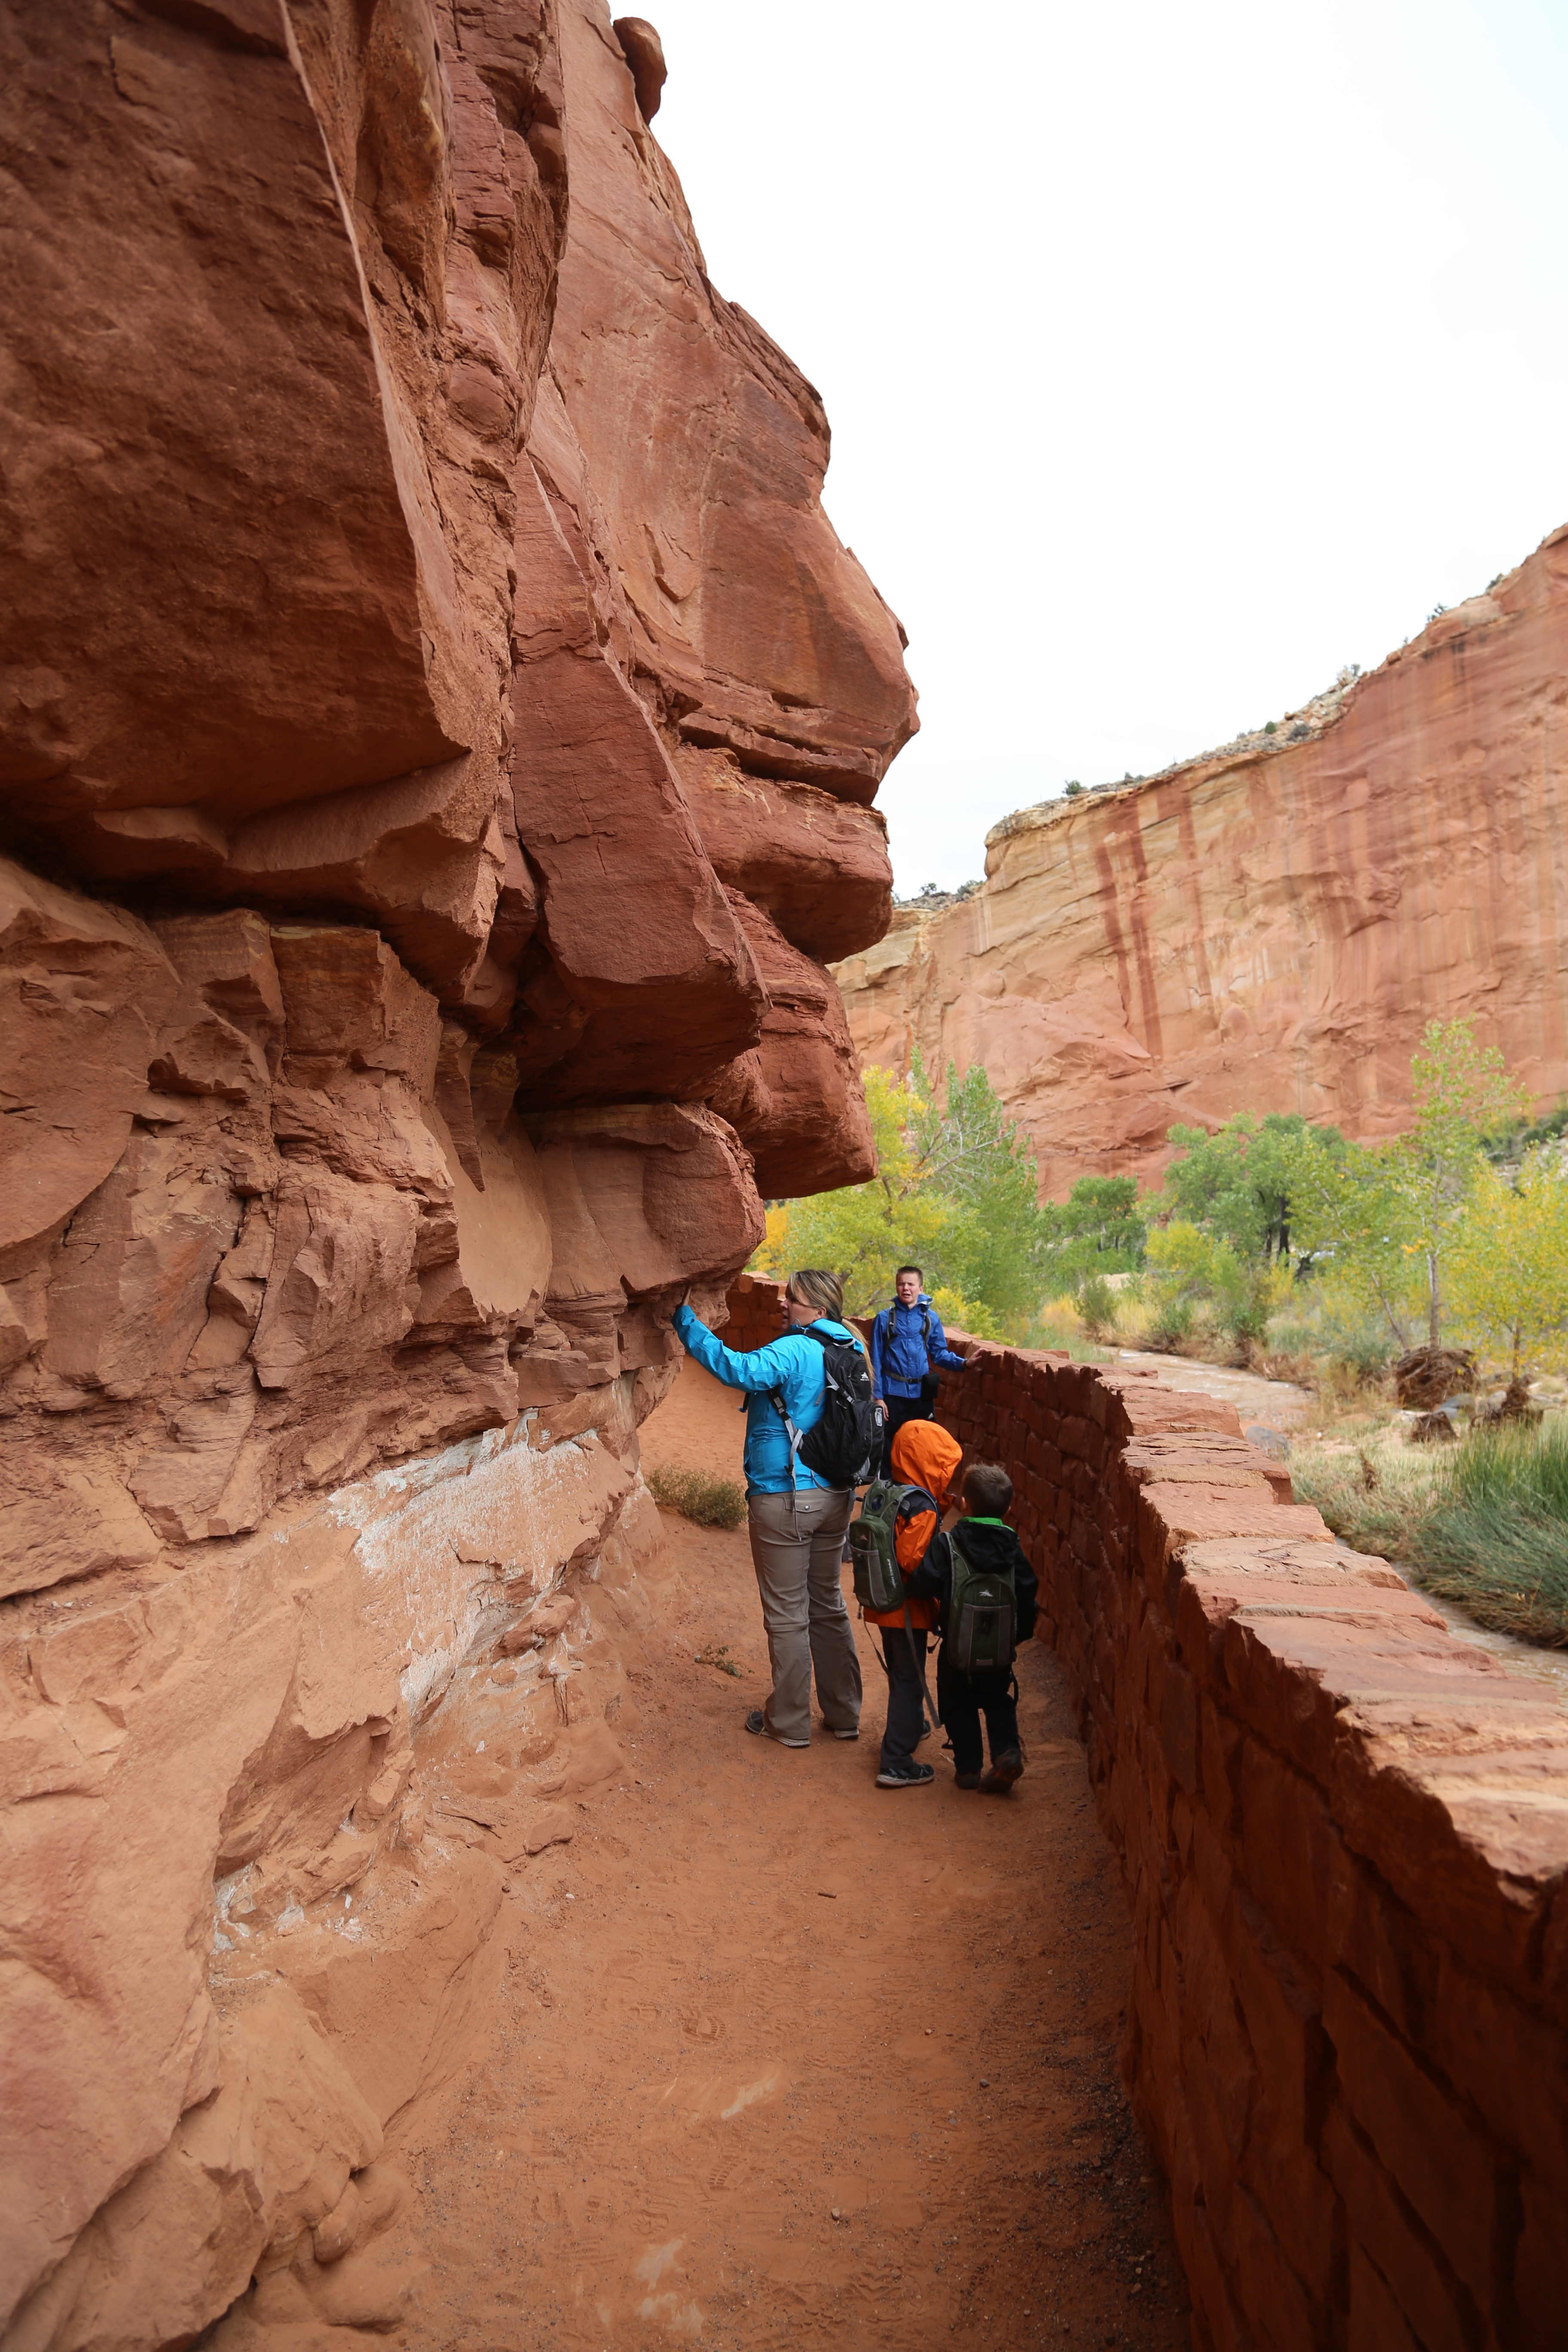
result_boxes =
[848,1479,934,1614]
[945,1524,1017,1675]
[849,1479,940,1724]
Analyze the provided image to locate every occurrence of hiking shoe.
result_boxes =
[954,1770,983,1790]
[876,1760,935,1788]
[745,1709,808,1749]
[979,1749,1024,1792]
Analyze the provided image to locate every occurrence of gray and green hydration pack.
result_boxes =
[848,1478,940,1722]
[847,1478,931,1614]
[945,1524,1018,1675]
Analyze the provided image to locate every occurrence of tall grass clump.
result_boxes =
[1411,1421,1568,1647]
[1289,1434,1448,1563]
[1293,1420,1568,1648]
[646,1463,747,1530]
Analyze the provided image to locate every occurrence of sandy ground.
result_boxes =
[391,1363,1190,2350]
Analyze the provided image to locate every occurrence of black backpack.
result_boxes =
[771,1326,878,1490]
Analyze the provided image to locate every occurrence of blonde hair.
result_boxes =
[786,1267,844,1321]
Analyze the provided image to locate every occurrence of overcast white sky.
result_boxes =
[649,0,1568,895]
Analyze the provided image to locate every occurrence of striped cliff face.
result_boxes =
[836,525,1568,1200]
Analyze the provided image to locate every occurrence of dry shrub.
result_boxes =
[647,1464,747,1529]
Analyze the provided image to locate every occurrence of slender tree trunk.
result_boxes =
[1427,1250,1440,1348]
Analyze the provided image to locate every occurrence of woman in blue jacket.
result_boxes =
[670,1268,863,1748]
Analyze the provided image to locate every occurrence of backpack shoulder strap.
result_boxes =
[894,1483,939,1521]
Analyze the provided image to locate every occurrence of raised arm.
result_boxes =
[671,1302,807,1394]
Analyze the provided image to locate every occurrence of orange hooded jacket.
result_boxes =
[861,1419,964,1629]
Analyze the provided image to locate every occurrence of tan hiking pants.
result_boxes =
[746,1487,861,1744]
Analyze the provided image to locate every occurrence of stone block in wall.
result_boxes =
[1228,1885,1327,2150]
[1323,1968,1500,2313]
[1332,1718,1568,2002]
[1229,2182,1323,2352]
[1198,1693,1245,1838]
[1513,2165,1564,2348]
[1426,1947,1568,2199]
[1219,1599,1480,1782]
[1237,1736,1348,1970]
[1139,1489,1333,1593]
[1346,2241,1423,2352]
[1182,2037,1244,2248]
[1121,1432,1285,1501]
[1181,2200,1250,2352]
[1323,1847,1434,2055]
[1117,1386,1245,1440]
[1322,2100,1472,2352]
[1237,2094,1340,2314]
[1060,1412,1092,1459]
[1156,1653,1200,1794]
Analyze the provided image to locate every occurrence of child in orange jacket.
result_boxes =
[862,1418,963,1788]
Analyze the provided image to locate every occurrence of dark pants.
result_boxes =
[877,1625,929,1771]
[937,1648,1019,1776]
[880,1392,933,1478]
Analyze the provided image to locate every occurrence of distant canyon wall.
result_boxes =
[0,3,912,2341]
[837,527,1568,1199]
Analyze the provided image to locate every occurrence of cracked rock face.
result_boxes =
[0,1,911,2336]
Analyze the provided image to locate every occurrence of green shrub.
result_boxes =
[1076,1272,1118,1338]
[1290,1435,1444,1562]
[647,1463,747,1529]
[1140,1295,1194,1351]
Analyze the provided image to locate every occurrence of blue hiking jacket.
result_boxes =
[868,1292,966,1401]
[672,1304,864,1494]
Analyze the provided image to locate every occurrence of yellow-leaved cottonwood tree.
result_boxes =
[1447,1148,1568,1391]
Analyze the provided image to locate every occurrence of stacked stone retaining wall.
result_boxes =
[723,1274,1568,2350]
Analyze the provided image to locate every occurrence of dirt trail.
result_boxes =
[393,1363,1189,2349]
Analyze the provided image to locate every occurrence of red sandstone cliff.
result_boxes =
[837,528,1568,1198]
[0,5,911,2340]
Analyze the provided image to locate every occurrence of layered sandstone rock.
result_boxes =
[0,4,910,2340]
[837,527,1568,1197]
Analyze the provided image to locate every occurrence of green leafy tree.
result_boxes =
[760,1066,948,1316]
[1037,1175,1145,1292]
[755,1057,1045,1328]
[911,1057,1047,1318]
[1144,1220,1292,1352]
[1447,1149,1568,1386]
[1284,1020,1530,1350]
[1161,1113,1341,1263]
[1282,1130,1426,1348]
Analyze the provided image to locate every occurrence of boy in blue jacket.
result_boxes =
[868,1264,968,1476]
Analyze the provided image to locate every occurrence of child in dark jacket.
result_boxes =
[907,1460,1038,1792]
